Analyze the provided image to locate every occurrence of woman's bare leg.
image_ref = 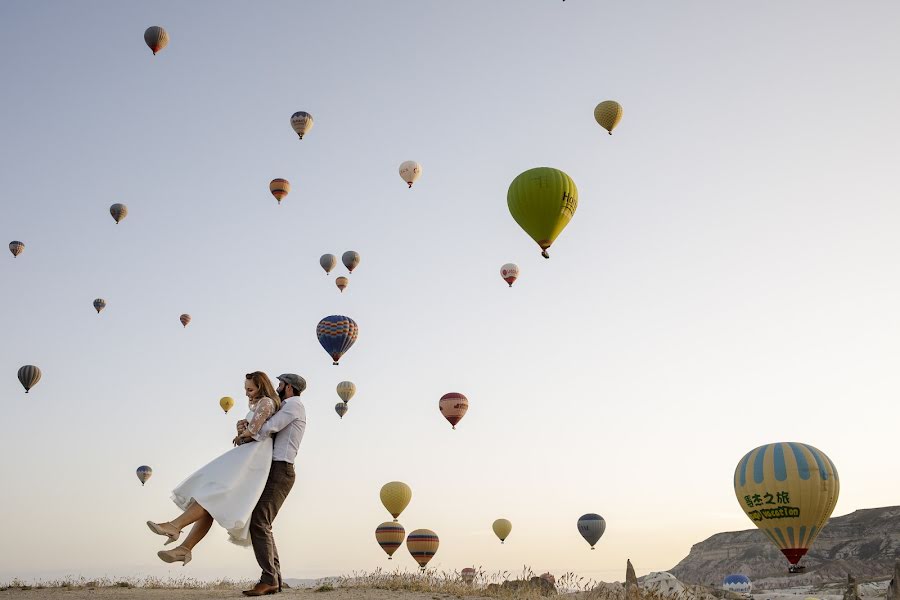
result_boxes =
[180,513,213,550]
[170,502,210,530]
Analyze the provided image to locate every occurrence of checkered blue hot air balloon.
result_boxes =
[316,315,359,365]
[723,575,752,594]
[136,465,152,486]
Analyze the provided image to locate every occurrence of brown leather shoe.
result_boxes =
[242,582,279,596]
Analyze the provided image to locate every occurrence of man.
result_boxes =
[239,373,307,597]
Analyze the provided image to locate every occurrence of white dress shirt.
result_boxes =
[252,396,307,463]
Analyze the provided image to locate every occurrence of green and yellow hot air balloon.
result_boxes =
[507,168,577,258]
[734,442,839,571]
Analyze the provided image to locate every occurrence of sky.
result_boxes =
[2,0,900,584]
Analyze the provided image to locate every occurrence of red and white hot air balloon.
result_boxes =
[500,263,519,287]
[439,392,469,430]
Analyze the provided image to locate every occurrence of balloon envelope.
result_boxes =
[500,263,519,287]
[316,315,359,365]
[399,161,422,188]
[180,314,191,327]
[439,393,468,429]
[335,276,349,292]
[577,513,606,549]
[461,568,476,584]
[342,251,360,273]
[220,396,235,413]
[407,529,439,570]
[375,522,406,559]
[290,111,314,139]
[507,167,577,258]
[336,381,356,403]
[594,100,623,134]
[9,241,24,257]
[93,298,107,313]
[734,442,839,565]
[380,481,412,521]
[492,518,512,543]
[269,179,290,204]
[17,365,41,393]
[136,465,153,485]
[110,203,128,224]
[320,254,337,274]
[144,26,168,55]
[335,401,348,419]
[723,575,752,594]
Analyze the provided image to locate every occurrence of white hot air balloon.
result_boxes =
[290,111,314,139]
[399,161,422,188]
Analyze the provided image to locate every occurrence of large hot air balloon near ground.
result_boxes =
[380,482,412,521]
[500,263,519,287]
[399,161,422,188]
[594,101,623,135]
[734,442,839,571]
[110,203,128,224]
[342,251,360,273]
[439,393,468,430]
[320,254,337,275]
[219,396,235,413]
[336,381,356,403]
[316,315,359,365]
[577,513,606,549]
[507,168,577,258]
[376,522,405,559]
[723,575,752,594]
[290,111,314,139]
[17,365,41,393]
[269,179,290,204]
[492,519,512,543]
[180,314,191,328]
[335,276,349,293]
[93,298,106,314]
[335,402,348,419]
[144,26,168,55]
[407,529,439,571]
[136,465,153,485]
[9,241,24,257]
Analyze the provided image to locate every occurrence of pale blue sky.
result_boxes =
[2,0,900,583]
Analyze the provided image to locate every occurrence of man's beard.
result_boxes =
[277,387,287,400]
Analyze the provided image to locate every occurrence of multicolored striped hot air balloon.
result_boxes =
[269,179,290,204]
[507,168,577,259]
[577,513,606,549]
[492,518,512,544]
[17,365,41,393]
[110,203,128,224]
[342,251,360,273]
[407,529,439,571]
[335,276,349,293]
[290,111,313,139]
[375,522,405,559]
[9,241,24,257]
[336,381,356,403]
[500,263,519,287]
[439,393,468,430]
[723,575,752,594]
[316,315,359,365]
[380,481,412,521]
[93,298,106,314]
[136,465,153,485]
[594,100,623,135]
[335,401,348,419]
[144,26,168,55]
[461,568,477,585]
[219,396,235,413]
[320,254,337,275]
[734,442,840,571]
[399,161,422,188]
[179,313,191,328]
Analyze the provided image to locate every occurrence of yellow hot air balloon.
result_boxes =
[593,100,623,135]
[269,179,290,204]
[335,276,349,293]
[507,168,577,259]
[336,381,356,403]
[407,529,439,571]
[219,396,235,413]
[380,481,412,522]
[492,518,512,544]
[734,442,839,571]
[375,521,405,559]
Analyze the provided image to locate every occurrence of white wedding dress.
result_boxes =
[171,398,275,546]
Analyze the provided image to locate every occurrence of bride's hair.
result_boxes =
[245,371,281,411]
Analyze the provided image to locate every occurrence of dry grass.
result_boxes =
[0,576,253,591]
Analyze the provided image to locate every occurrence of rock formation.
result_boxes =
[626,559,641,600]
[842,573,860,600]
[887,562,899,600]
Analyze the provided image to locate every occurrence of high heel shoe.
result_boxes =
[157,546,192,566]
[147,521,181,545]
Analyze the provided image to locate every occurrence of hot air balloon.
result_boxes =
[399,161,422,188]
[577,513,606,549]
[9,241,24,257]
[93,298,106,314]
[290,111,313,139]
[380,481,412,521]
[179,314,191,328]
[336,381,356,403]
[594,100,623,135]
[335,276,349,293]
[407,529,439,571]
[320,254,337,275]
[439,393,468,430]
[219,396,235,413]
[723,575,752,594]
[269,179,290,204]
[734,442,839,571]
[492,519,512,544]
[335,401,348,419]
[110,203,128,224]
[316,315,359,365]
[136,465,153,485]
[461,568,476,585]
[375,522,405,559]
[17,365,41,393]
[342,251,360,273]
[500,263,519,287]
[144,26,168,55]
[507,168,577,258]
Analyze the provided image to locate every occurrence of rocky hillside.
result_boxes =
[669,507,900,588]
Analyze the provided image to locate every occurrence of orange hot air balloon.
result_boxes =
[375,522,406,559]
[439,392,468,430]
[407,529,439,571]
[269,179,290,204]
[335,276,349,293]
[179,314,191,328]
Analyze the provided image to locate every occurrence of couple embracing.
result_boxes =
[147,371,307,596]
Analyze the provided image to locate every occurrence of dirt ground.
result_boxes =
[0,588,495,600]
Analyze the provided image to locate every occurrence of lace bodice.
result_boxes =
[245,397,277,436]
